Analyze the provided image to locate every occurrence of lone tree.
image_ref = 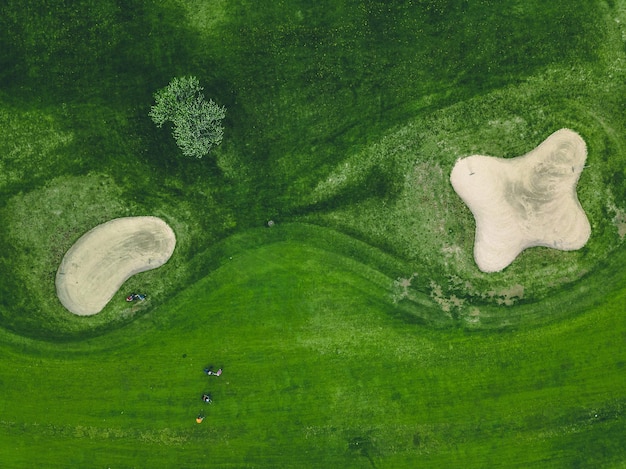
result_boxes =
[149,76,226,159]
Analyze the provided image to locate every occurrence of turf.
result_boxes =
[0,238,624,467]
[1,0,625,466]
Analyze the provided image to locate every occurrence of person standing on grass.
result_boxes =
[204,367,222,376]
[126,293,146,302]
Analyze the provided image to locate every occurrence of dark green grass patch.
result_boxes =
[201,0,607,211]
[0,0,197,106]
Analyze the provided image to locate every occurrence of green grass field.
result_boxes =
[1,0,625,467]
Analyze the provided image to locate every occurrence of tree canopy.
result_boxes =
[149,76,226,159]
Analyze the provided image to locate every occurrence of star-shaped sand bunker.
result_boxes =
[450,128,591,272]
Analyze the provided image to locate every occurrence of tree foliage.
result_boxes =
[149,76,226,159]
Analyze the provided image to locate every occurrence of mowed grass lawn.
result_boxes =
[1,0,626,467]
[0,236,624,468]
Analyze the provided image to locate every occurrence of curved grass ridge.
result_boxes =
[56,216,176,316]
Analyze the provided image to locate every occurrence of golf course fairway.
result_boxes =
[0,0,625,467]
[1,235,625,467]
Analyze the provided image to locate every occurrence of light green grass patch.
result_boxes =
[0,170,218,337]
[176,0,228,33]
[1,173,131,310]
[305,61,626,313]
[0,106,73,191]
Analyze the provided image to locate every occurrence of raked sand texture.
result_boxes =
[56,216,176,315]
[450,129,591,272]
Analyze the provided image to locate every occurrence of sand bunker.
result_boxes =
[450,128,591,273]
[56,216,176,315]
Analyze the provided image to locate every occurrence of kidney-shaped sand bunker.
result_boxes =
[56,216,176,316]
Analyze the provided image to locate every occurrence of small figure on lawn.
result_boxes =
[202,393,212,403]
[196,414,204,424]
[204,367,222,377]
[126,293,146,302]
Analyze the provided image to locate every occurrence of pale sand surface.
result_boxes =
[450,128,591,272]
[56,216,176,315]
